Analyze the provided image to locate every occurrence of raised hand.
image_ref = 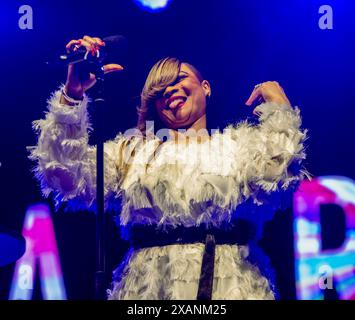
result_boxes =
[63,35,124,101]
[245,81,291,116]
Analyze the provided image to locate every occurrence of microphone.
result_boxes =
[46,35,127,66]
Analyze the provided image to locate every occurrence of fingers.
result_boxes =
[103,64,124,74]
[83,35,104,50]
[246,81,291,109]
[65,40,82,53]
[65,35,105,55]
[245,86,263,106]
[93,37,105,46]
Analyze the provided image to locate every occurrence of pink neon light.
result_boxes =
[294,176,355,300]
[9,204,67,300]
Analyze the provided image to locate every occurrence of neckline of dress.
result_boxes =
[157,130,223,147]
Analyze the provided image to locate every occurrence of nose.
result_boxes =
[163,84,179,100]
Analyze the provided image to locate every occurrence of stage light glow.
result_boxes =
[294,176,355,300]
[9,204,66,300]
[134,0,171,12]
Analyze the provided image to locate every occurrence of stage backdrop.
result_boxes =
[0,0,354,299]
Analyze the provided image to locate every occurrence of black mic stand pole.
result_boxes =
[91,62,107,300]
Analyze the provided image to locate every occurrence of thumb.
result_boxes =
[103,64,124,74]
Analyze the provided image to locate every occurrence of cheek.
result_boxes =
[182,81,194,95]
[190,88,206,112]
[154,101,165,116]
[155,105,171,124]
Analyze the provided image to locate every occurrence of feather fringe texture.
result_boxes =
[29,90,309,300]
[107,244,275,300]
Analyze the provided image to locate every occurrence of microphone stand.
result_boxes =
[50,37,126,299]
[91,62,107,300]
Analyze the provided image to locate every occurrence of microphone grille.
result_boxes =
[103,35,127,44]
[102,35,128,64]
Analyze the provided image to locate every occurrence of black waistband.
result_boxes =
[127,220,254,301]
[128,220,255,250]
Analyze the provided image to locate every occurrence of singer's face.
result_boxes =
[154,63,210,129]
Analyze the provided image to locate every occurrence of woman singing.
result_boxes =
[29,35,308,300]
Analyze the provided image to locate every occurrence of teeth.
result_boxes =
[169,98,184,108]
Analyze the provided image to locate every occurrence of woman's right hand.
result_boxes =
[63,35,124,100]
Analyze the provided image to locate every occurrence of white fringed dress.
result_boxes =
[29,87,308,300]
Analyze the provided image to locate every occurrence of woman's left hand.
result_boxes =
[245,81,291,116]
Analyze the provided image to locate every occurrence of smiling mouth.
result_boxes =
[166,96,187,109]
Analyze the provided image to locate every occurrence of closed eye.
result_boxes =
[171,74,188,86]
[177,74,188,81]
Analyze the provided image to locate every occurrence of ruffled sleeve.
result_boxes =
[28,87,127,208]
[225,102,309,206]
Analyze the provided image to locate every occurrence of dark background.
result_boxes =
[0,0,354,299]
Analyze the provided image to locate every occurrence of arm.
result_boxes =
[28,87,127,208]
[28,35,125,208]
[227,82,309,205]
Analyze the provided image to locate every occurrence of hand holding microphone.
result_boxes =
[62,35,124,102]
